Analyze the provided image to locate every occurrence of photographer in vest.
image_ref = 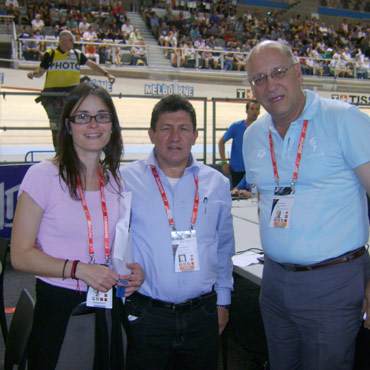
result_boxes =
[28,30,115,150]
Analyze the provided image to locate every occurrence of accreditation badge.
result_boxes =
[171,229,200,272]
[86,286,113,309]
[269,186,295,229]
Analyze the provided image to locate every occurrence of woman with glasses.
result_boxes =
[11,82,144,370]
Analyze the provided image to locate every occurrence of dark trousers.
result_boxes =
[126,292,219,370]
[28,279,86,370]
[230,168,245,188]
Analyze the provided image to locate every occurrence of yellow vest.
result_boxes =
[44,48,81,89]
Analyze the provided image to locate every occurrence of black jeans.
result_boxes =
[126,292,219,370]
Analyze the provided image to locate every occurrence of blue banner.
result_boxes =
[0,164,32,238]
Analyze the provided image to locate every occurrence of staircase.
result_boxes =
[126,11,172,69]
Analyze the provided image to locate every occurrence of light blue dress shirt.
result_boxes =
[243,90,370,264]
[121,150,235,305]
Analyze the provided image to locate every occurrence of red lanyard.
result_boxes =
[268,120,308,187]
[77,167,110,264]
[150,165,199,230]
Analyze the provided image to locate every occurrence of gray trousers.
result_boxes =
[260,252,370,370]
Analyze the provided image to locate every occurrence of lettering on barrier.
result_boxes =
[144,83,194,97]
[90,78,113,92]
[331,94,370,105]
[236,88,255,99]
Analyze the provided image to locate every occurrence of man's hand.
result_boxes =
[120,262,145,297]
[362,280,370,329]
[217,306,229,335]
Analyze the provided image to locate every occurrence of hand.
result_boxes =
[238,190,252,198]
[77,263,120,292]
[27,71,34,79]
[217,306,229,335]
[231,187,239,196]
[221,162,230,176]
[120,262,145,297]
[362,280,370,329]
[107,73,115,84]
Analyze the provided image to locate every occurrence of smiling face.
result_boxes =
[67,95,112,160]
[148,110,198,177]
[247,42,306,128]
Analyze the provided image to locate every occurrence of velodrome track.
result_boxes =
[0,70,370,163]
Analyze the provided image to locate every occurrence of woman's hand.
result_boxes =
[120,262,145,297]
[76,263,120,292]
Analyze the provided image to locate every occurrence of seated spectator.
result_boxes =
[164,30,177,57]
[5,1,19,25]
[113,0,126,26]
[83,26,99,63]
[79,17,90,35]
[223,46,234,70]
[66,15,79,35]
[201,45,219,69]
[32,13,45,33]
[121,19,134,36]
[234,46,246,71]
[158,22,170,47]
[91,17,101,34]
[112,41,122,66]
[99,18,112,40]
[55,15,68,35]
[98,43,111,64]
[23,33,40,61]
[131,41,147,66]
[111,18,121,40]
[0,3,6,23]
[150,11,160,39]
[356,57,369,79]
[129,28,144,45]
[180,41,196,67]
[18,24,31,39]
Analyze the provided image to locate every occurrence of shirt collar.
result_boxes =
[144,149,200,177]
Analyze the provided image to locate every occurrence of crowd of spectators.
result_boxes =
[320,0,370,12]
[14,0,148,66]
[7,0,370,78]
[144,3,370,78]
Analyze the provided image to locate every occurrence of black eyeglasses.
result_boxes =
[69,113,113,124]
[250,64,296,87]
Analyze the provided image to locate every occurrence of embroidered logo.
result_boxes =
[257,149,266,159]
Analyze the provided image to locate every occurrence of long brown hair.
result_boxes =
[54,82,123,199]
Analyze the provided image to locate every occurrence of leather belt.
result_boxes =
[278,246,366,272]
[132,291,216,312]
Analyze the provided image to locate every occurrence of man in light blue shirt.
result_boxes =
[244,40,370,370]
[121,95,234,370]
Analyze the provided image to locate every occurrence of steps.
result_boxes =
[126,11,172,69]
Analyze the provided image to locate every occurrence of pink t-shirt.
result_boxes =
[19,160,123,291]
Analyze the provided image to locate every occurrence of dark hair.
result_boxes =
[150,94,197,131]
[55,82,123,199]
[246,99,259,110]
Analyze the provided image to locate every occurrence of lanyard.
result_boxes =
[77,167,110,264]
[268,120,308,187]
[150,165,199,231]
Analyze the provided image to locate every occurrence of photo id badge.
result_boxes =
[269,186,295,229]
[171,229,200,272]
[86,286,113,309]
